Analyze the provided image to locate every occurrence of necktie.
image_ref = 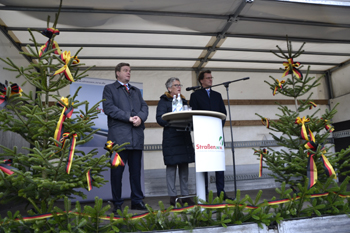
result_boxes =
[206,89,210,97]
[124,84,129,93]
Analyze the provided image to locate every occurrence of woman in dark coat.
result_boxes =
[156,77,195,206]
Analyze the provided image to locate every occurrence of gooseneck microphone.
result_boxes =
[186,85,201,91]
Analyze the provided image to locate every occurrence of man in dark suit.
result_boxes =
[189,69,232,200]
[102,62,149,213]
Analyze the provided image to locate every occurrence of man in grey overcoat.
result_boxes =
[102,62,149,213]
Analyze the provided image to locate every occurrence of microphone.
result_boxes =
[186,85,201,91]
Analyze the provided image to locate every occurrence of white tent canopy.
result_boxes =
[0,0,349,78]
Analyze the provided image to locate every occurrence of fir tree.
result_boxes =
[255,39,350,191]
[0,0,123,211]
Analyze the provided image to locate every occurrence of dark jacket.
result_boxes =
[102,81,148,150]
[156,92,195,166]
[189,88,227,126]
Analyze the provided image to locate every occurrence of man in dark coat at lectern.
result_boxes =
[189,69,232,200]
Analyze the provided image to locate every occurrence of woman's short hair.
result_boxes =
[165,77,180,91]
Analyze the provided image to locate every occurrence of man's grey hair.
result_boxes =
[165,77,180,90]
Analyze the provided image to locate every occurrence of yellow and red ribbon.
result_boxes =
[86,169,95,191]
[308,101,317,110]
[104,141,125,168]
[323,119,334,133]
[0,94,6,108]
[0,83,5,107]
[0,83,23,107]
[254,149,267,177]
[54,97,74,145]
[41,27,60,38]
[3,191,350,225]
[39,28,62,57]
[261,118,270,128]
[39,40,61,57]
[52,51,80,82]
[0,159,18,175]
[295,116,310,141]
[273,79,285,96]
[282,58,303,79]
[1,83,23,97]
[62,133,77,174]
[304,130,336,189]
[9,83,23,97]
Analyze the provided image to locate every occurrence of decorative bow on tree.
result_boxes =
[308,101,317,110]
[52,51,80,82]
[39,27,61,56]
[322,118,334,132]
[104,141,125,167]
[0,159,18,175]
[304,130,336,189]
[0,82,23,107]
[39,27,62,57]
[9,83,23,97]
[282,58,303,79]
[273,79,285,96]
[295,116,310,141]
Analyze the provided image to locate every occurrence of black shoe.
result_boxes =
[170,196,183,206]
[113,204,122,214]
[223,195,234,201]
[182,197,195,206]
[131,201,147,210]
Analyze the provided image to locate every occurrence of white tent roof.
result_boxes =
[0,0,350,73]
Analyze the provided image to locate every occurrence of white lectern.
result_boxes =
[162,110,226,203]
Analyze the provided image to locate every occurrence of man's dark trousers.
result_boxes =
[111,149,143,206]
[204,171,225,196]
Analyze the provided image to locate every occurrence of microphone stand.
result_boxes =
[210,77,250,199]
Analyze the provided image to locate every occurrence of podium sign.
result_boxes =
[192,115,225,172]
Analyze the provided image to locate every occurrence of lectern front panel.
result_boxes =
[192,115,225,172]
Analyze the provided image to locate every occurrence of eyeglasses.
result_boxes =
[173,84,183,87]
[204,77,213,80]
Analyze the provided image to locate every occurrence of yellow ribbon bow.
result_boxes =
[295,116,310,141]
[53,51,80,82]
[282,58,303,79]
